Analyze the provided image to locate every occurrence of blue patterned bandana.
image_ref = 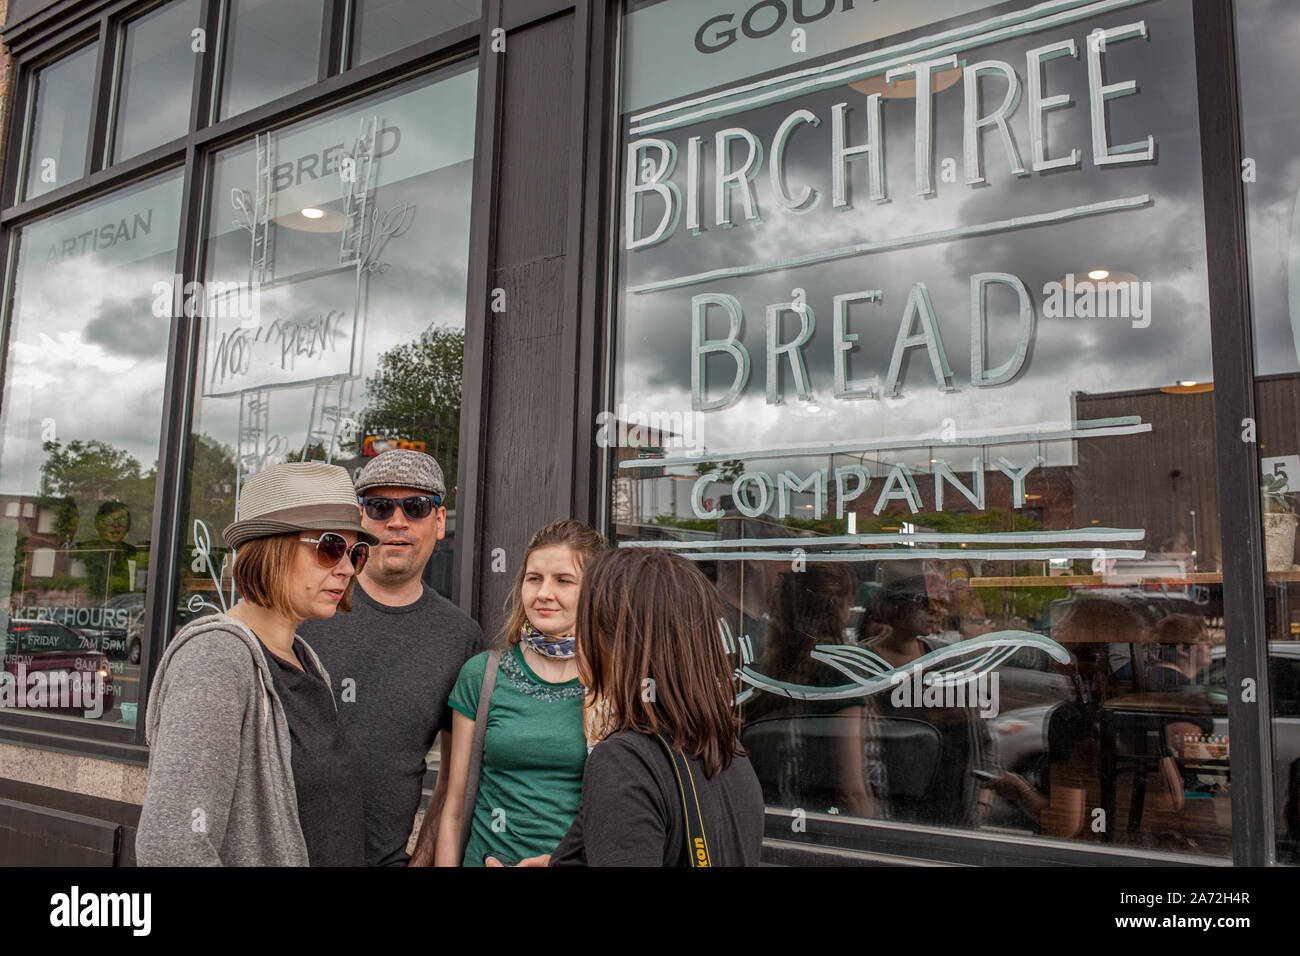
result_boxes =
[520,623,576,658]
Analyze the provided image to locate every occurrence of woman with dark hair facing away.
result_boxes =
[548,547,765,867]
[136,463,375,865]
[744,564,874,818]
[437,520,605,867]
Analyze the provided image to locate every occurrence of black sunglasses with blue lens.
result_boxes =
[358,494,440,521]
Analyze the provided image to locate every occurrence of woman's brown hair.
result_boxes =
[234,532,356,618]
[499,519,606,646]
[577,547,743,778]
[749,564,855,719]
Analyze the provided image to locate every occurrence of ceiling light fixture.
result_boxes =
[1160,381,1214,395]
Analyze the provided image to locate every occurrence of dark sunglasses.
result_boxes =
[358,494,440,521]
[300,533,369,574]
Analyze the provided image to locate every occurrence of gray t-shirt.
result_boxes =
[299,580,483,866]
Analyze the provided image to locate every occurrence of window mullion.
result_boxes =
[85,14,116,177]
[192,0,223,135]
[4,67,37,210]
[320,0,347,81]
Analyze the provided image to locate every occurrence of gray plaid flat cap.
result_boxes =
[354,449,447,498]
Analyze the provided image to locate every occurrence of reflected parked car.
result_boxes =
[1,619,117,717]
[98,593,146,664]
[989,642,1300,846]
[1205,643,1300,852]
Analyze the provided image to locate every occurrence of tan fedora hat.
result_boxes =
[222,462,379,550]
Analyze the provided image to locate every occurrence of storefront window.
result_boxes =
[218,0,327,121]
[350,0,480,67]
[23,42,97,201]
[0,169,184,729]
[611,0,1231,855]
[171,62,477,633]
[111,0,202,163]
[1237,0,1300,865]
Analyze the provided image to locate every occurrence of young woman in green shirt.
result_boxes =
[435,520,605,867]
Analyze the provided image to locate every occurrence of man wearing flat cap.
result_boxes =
[300,449,483,866]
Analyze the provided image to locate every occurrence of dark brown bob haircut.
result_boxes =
[234,532,355,618]
[577,547,743,778]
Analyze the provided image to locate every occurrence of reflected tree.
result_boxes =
[183,434,239,537]
[36,439,157,600]
[284,442,329,464]
[40,439,155,542]
[358,325,463,503]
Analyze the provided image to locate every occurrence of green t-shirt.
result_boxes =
[448,644,587,867]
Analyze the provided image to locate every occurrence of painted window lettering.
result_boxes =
[695,1,861,54]
[632,22,1154,250]
[45,210,153,263]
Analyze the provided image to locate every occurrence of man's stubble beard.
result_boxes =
[365,546,426,589]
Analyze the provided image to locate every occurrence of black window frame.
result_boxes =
[0,0,484,764]
[12,28,101,203]
[102,0,204,168]
[595,0,1280,867]
[0,0,1283,868]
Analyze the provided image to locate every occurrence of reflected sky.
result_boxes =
[1237,0,1300,375]
[615,0,1211,460]
[188,68,476,477]
[0,171,183,496]
[24,43,97,201]
[219,0,325,120]
[113,0,201,163]
[351,0,481,66]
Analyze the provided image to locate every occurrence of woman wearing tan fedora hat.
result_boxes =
[137,462,379,866]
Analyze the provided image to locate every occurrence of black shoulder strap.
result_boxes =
[653,731,712,868]
[459,649,501,863]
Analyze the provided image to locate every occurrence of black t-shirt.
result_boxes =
[258,637,365,867]
[550,730,764,867]
[298,582,484,866]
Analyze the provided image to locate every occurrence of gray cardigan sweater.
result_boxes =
[136,614,334,866]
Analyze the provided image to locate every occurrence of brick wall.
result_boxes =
[0,0,11,193]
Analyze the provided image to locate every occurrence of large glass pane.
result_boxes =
[218,0,326,121]
[0,170,184,729]
[172,62,477,635]
[112,0,202,163]
[1237,0,1300,864]
[24,43,97,201]
[611,0,1231,856]
[350,0,480,67]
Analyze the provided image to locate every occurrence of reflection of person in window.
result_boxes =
[1036,598,1147,837]
[864,574,1044,828]
[743,564,873,818]
[713,516,792,661]
[1145,614,1213,693]
[1056,598,1144,707]
[79,500,137,600]
[936,559,996,640]
[1144,614,1216,790]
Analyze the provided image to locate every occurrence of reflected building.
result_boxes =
[0,0,1296,869]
